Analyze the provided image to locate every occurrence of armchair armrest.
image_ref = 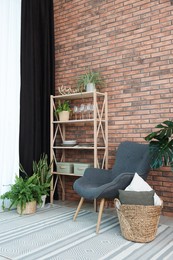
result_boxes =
[112,172,135,184]
[96,172,135,199]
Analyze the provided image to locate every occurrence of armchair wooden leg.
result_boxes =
[96,198,105,234]
[73,197,84,221]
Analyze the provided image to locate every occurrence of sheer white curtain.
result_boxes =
[0,0,21,200]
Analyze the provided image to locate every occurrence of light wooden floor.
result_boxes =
[54,199,173,227]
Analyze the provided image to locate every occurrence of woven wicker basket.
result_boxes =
[114,198,163,243]
[17,201,36,215]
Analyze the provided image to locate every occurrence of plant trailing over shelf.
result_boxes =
[145,120,173,170]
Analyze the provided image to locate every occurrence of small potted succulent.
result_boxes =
[55,100,71,121]
[77,70,104,92]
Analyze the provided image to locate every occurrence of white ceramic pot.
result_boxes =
[58,111,70,121]
[40,194,47,208]
[86,83,95,92]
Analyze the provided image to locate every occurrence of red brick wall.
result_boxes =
[53,0,173,216]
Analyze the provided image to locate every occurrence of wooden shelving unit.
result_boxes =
[50,90,108,203]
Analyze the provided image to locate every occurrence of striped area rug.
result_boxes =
[0,204,173,260]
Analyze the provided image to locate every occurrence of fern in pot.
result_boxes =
[0,173,42,215]
[0,154,52,213]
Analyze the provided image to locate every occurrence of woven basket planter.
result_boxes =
[17,201,37,215]
[114,198,163,243]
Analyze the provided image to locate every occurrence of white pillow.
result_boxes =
[125,173,162,206]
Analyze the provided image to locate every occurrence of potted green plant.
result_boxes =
[77,70,104,92]
[145,120,173,170]
[55,100,71,121]
[33,154,52,207]
[0,173,42,215]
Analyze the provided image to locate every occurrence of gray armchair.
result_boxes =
[73,141,151,233]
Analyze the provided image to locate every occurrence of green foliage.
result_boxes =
[0,154,52,214]
[33,154,52,196]
[0,174,42,214]
[145,120,173,170]
[55,100,71,113]
[77,70,104,90]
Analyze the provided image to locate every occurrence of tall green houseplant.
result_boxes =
[32,154,52,196]
[145,120,173,170]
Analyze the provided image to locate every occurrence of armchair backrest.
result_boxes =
[111,141,150,180]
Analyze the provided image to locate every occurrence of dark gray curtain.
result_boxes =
[20,0,55,176]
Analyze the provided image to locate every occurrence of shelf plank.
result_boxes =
[53,119,94,123]
[52,119,106,123]
[52,91,105,100]
[52,171,83,177]
[53,146,106,149]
